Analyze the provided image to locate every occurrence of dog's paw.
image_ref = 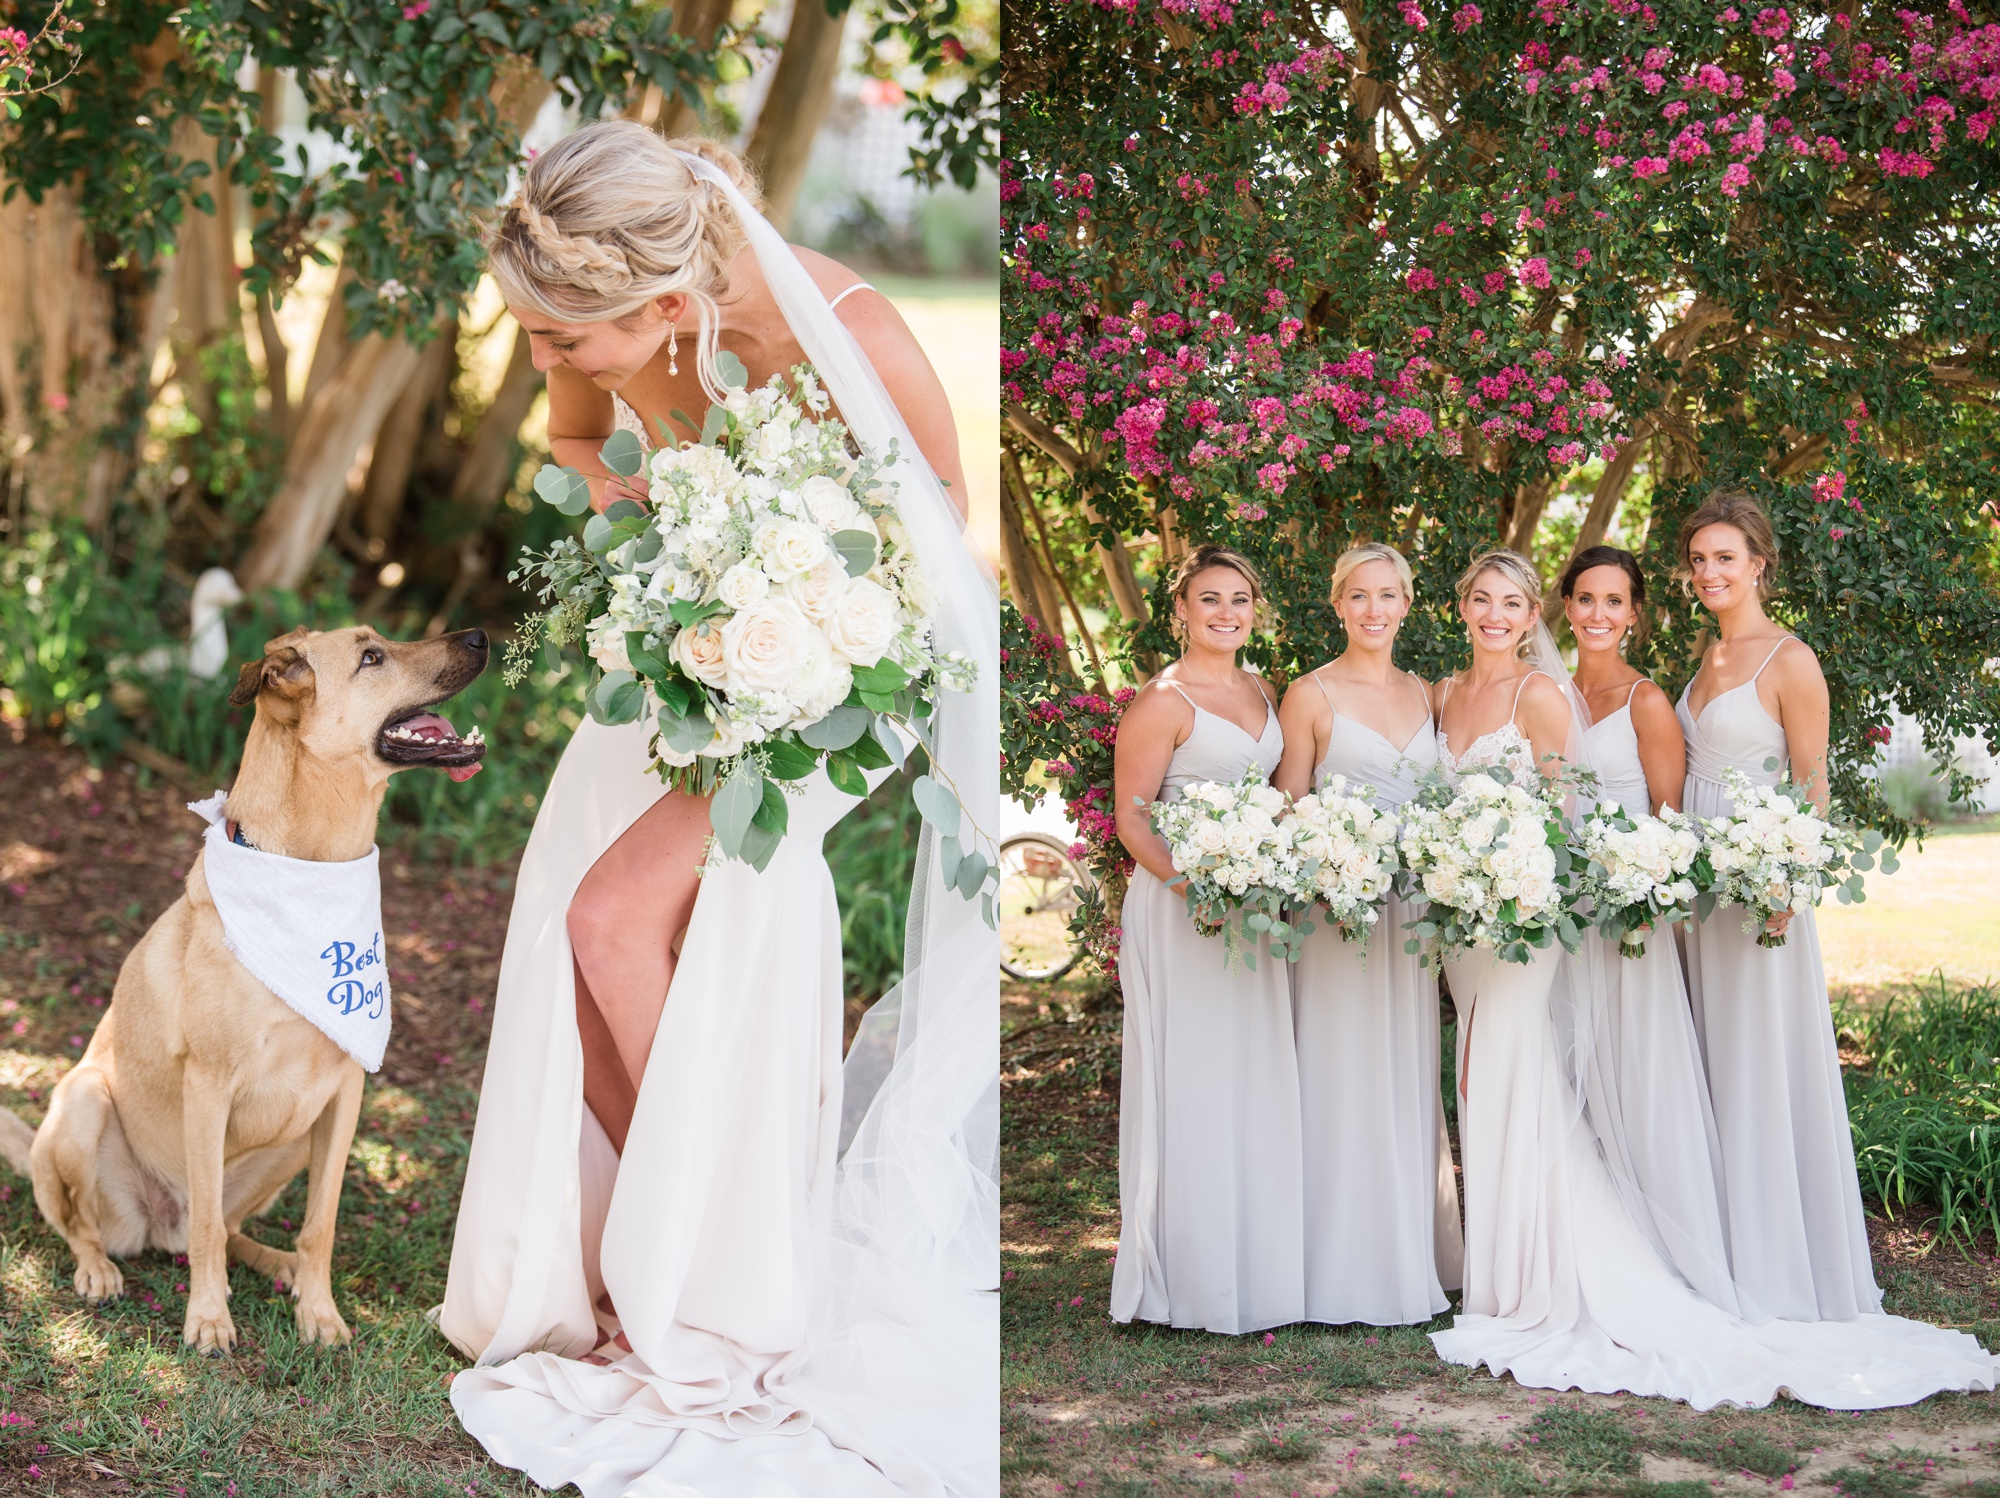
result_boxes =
[183,1301,237,1354]
[293,1298,351,1347]
[73,1257,124,1302]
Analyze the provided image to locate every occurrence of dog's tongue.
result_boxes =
[447,764,482,783]
[402,712,457,740]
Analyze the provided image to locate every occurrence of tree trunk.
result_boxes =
[449,325,545,512]
[656,0,737,139]
[1000,458,1068,634]
[300,262,355,417]
[357,321,458,545]
[745,0,847,230]
[237,334,423,592]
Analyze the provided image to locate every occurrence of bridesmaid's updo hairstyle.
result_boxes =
[1328,541,1414,604]
[1167,544,1265,642]
[488,122,762,397]
[1559,544,1649,644]
[1676,488,1778,601]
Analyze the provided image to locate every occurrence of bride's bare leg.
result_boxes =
[568,790,714,1154]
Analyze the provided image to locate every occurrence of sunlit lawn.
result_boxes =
[1818,819,2000,994]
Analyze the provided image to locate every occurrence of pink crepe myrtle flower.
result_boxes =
[402,0,430,15]
[1452,3,1482,29]
[1516,256,1552,290]
[1830,526,1847,540]
[1405,266,1438,291]
[1573,246,1593,267]
[1719,162,1753,196]
[1399,0,1428,26]
[1631,154,1670,179]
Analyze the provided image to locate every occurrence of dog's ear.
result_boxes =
[227,646,314,708]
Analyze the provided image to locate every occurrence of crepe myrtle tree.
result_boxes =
[1003,0,2000,866]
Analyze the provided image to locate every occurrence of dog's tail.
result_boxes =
[0,1110,34,1176]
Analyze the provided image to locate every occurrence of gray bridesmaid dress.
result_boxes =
[1678,638,1881,1321]
[1110,682,1306,1334]
[1290,673,1462,1325]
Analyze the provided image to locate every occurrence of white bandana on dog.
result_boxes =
[188,791,391,1073]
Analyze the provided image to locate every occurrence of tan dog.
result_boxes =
[0,625,488,1350]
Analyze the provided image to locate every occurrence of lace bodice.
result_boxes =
[1437,721,1539,781]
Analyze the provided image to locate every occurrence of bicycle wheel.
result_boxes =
[998,832,1092,982]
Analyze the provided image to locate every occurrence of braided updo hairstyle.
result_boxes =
[488,122,764,399]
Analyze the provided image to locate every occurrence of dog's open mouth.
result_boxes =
[378,708,487,781]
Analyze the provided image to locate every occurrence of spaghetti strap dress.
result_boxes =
[1110,683,1306,1334]
[1290,673,1461,1325]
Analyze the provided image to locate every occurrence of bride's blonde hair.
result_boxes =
[488,122,763,397]
[1455,547,1545,658]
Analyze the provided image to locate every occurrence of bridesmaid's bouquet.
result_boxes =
[1697,768,1891,948]
[509,357,980,881]
[1573,801,1709,958]
[1282,775,1402,944]
[1396,765,1584,966]
[1147,769,1306,969]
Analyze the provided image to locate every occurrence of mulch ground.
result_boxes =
[0,726,516,1098]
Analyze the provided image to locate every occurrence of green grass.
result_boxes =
[1003,972,2000,1495]
[0,1080,538,1494]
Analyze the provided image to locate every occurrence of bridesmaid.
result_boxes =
[1273,542,1463,1325]
[1675,490,1881,1322]
[1110,543,1305,1334]
[1561,546,1737,1313]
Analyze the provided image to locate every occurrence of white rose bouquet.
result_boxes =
[1146,768,1306,969]
[1281,774,1402,944]
[1697,767,1891,948]
[1397,764,1583,966]
[509,357,982,886]
[1573,800,1709,958]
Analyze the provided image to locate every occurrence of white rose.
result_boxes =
[826,578,900,667]
[720,597,818,694]
[587,615,632,675]
[1192,820,1229,855]
[718,563,771,611]
[801,474,870,533]
[671,620,730,687]
[1518,871,1555,909]
[1224,822,1261,858]
[760,519,829,582]
[784,559,850,621]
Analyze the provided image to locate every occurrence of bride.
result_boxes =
[435,123,997,1496]
[1430,546,1999,1411]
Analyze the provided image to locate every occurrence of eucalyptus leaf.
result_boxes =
[534,463,593,516]
[599,428,645,478]
[739,818,781,872]
[713,349,750,389]
[711,763,765,861]
[912,774,961,838]
[661,708,714,753]
[604,497,646,522]
[753,777,790,835]
[700,406,729,446]
[832,529,878,577]
[825,752,868,798]
[955,850,991,899]
[799,705,870,751]
[871,715,911,766]
[938,832,965,886]
[582,514,616,553]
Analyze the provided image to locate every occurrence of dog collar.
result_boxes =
[227,821,258,852]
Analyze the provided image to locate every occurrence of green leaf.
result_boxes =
[825,752,868,797]
[857,690,899,714]
[714,349,750,389]
[625,631,663,671]
[604,497,646,522]
[938,832,965,886]
[700,406,729,446]
[711,762,764,861]
[848,727,891,771]
[600,428,644,478]
[763,736,820,780]
[832,529,878,577]
[800,705,870,750]
[588,671,644,725]
[851,658,912,695]
[583,514,616,553]
[660,708,713,754]
[955,850,991,899]
[752,777,790,835]
[669,599,726,630]
[535,463,592,515]
[871,715,910,766]
[654,675,693,719]
[911,773,961,838]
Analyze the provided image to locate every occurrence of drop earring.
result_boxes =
[668,323,679,376]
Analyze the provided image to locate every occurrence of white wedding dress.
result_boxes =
[1431,673,2000,1411]
[436,158,998,1496]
